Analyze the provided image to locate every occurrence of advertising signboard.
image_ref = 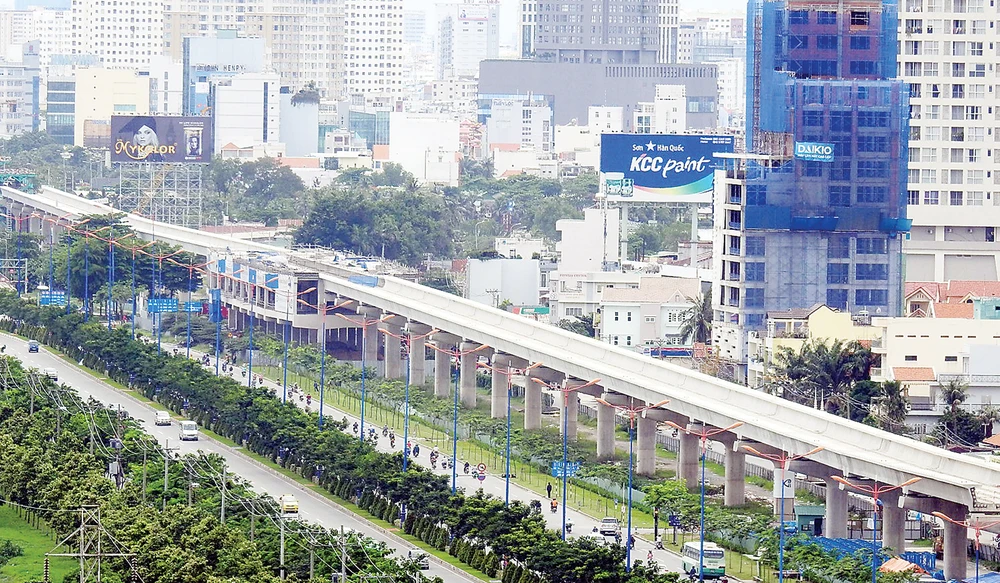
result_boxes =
[111,116,213,164]
[459,4,490,20]
[600,134,734,203]
[794,142,835,162]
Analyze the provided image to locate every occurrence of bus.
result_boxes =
[681,541,726,578]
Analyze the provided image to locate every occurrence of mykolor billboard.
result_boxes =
[111,115,213,163]
[600,134,734,202]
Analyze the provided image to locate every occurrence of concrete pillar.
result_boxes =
[773,463,795,521]
[459,341,480,408]
[879,490,905,556]
[561,379,590,441]
[941,503,968,581]
[823,476,848,539]
[636,413,657,477]
[358,306,380,369]
[433,341,452,398]
[596,399,616,461]
[524,369,546,430]
[679,425,700,490]
[405,323,431,386]
[490,354,512,418]
[381,319,403,379]
[724,447,746,507]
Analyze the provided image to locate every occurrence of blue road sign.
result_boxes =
[668,514,682,527]
[550,461,581,478]
[148,298,179,313]
[348,275,380,287]
[39,291,67,307]
[183,301,202,313]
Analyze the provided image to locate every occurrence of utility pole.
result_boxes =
[340,525,347,583]
[220,465,226,525]
[141,450,147,504]
[163,439,178,511]
[279,514,286,580]
[47,506,134,583]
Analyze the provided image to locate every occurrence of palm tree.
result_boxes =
[775,339,872,410]
[679,290,712,344]
[978,406,1000,438]
[939,379,968,414]
[876,380,909,432]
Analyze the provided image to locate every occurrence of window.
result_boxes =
[644,316,655,323]
[830,110,852,131]
[857,238,888,254]
[745,288,764,308]
[908,190,920,205]
[851,10,870,25]
[828,236,850,258]
[968,191,984,205]
[924,190,940,205]
[813,35,837,51]
[830,185,851,206]
[746,262,765,282]
[746,237,765,256]
[803,111,823,126]
[968,169,984,184]
[827,289,848,310]
[789,10,809,24]
[856,263,888,280]
[747,184,767,205]
[746,314,764,328]
[970,41,984,55]
[858,136,888,152]
[565,307,583,317]
[857,161,887,177]
[923,62,939,77]
[827,263,849,284]
[952,84,965,99]
[626,311,632,322]
[945,355,958,362]
[831,160,853,180]
[852,36,872,50]
[817,10,837,24]
[859,111,889,127]
[922,169,939,184]
[951,127,965,142]
[856,289,888,305]
[949,169,964,184]
[905,355,918,362]
[850,61,876,75]
[953,63,966,78]
[970,64,986,78]
[803,161,824,177]
[614,311,619,321]
[951,190,964,205]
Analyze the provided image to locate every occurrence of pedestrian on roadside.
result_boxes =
[546,482,552,498]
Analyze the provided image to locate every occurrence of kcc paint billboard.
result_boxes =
[600,134,734,202]
[111,115,213,164]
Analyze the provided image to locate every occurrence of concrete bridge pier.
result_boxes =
[405,322,431,386]
[715,433,746,507]
[525,367,563,430]
[879,489,906,556]
[490,355,527,418]
[596,392,629,461]
[380,316,405,379]
[789,460,847,538]
[460,341,491,408]
[636,413,658,476]
[907,497,967,581]
[357,306,381,371]
[680,423,702,490]
[430,333,459,398]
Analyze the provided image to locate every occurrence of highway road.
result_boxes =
[3,334,477,583]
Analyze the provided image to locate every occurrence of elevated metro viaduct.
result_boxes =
[5,184,1000,580]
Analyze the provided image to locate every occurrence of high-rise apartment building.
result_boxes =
[519,0,679,64]
[70,0,162,68]
[437,1,498,78]
[713,0,910,378]
[897,0,1000,282]
[163,0,344,97]
[344,0,403,97]
[0,8,71,70]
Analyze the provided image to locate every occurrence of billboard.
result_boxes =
[794,141,835,162]
[459,4,490,20]
[111,115,213,164]
[600,134,734,202]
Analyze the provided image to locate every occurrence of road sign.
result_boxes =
[477,463,487,473]
[183,301,202,313]
[148,298,179,313]
[550,461,581,478]
[39,291,67,307]
[477,473,486,482]
[668,514,681,527]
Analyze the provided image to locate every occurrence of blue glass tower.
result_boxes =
[713,0,911,376]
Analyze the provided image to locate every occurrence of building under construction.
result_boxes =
[711,0,911,375]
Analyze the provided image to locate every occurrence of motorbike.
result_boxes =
[382,426,389,437]
[463,462,471,474]
[550,503,558,514]
[389,437,396,448]
[565,520,573,533]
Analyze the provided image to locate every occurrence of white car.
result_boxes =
[42,368,58,381]
[178,420,199,441]
[154,411,171,426]
[599,517,622,536]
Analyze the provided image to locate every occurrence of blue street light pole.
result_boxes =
[247,308,255,388]
[505,375,512,506]
[215,318,221,376]
[452,351,459,494]
[83,236,89,322]
[65,238,71,315]
[154,254,161,355]
[282,319,289,404]
[699,437,706,582]
[403,341,411,471]
[47,232,53,294]
[627,420,635,570]
[319,316,327,428]
[130,248,137,339]
[359,323,368,442]
[186,268,193,359]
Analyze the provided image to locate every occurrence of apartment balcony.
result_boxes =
[728,247,741,257]
[938,373,1000,386]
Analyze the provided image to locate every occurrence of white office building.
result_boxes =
[898,0,1000,281]
[71,0,162,68]
[164,0,344,98]
[0,8,71,69]
[211,72,281,153]
[345,0,404,97]
[633,84,687,134]
[598,276,700,349]
[437,1,498,78]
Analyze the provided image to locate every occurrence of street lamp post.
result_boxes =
[742,445,825,583]
[427,341,491,494]
[664,421,745,583]
[380,326,437,472]
[476,360,541,506]
[831,476,922,583]
[596,398,672,571]
[533,376,601,540]
[931,511,1000,583]
[336,309,392,442]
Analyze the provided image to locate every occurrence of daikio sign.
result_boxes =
[794,142,835,162]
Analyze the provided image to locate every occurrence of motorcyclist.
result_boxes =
[550,499,558,513]
[382,424,389,437]
[353,422,359,434]
[464,461,471,474]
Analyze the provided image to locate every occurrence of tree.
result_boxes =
[204,158,306,225]
[874,380,909,432]
[556,314,595,337]
[939,379,968,414]
[774,339,872,412]
[679,290,712,344]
